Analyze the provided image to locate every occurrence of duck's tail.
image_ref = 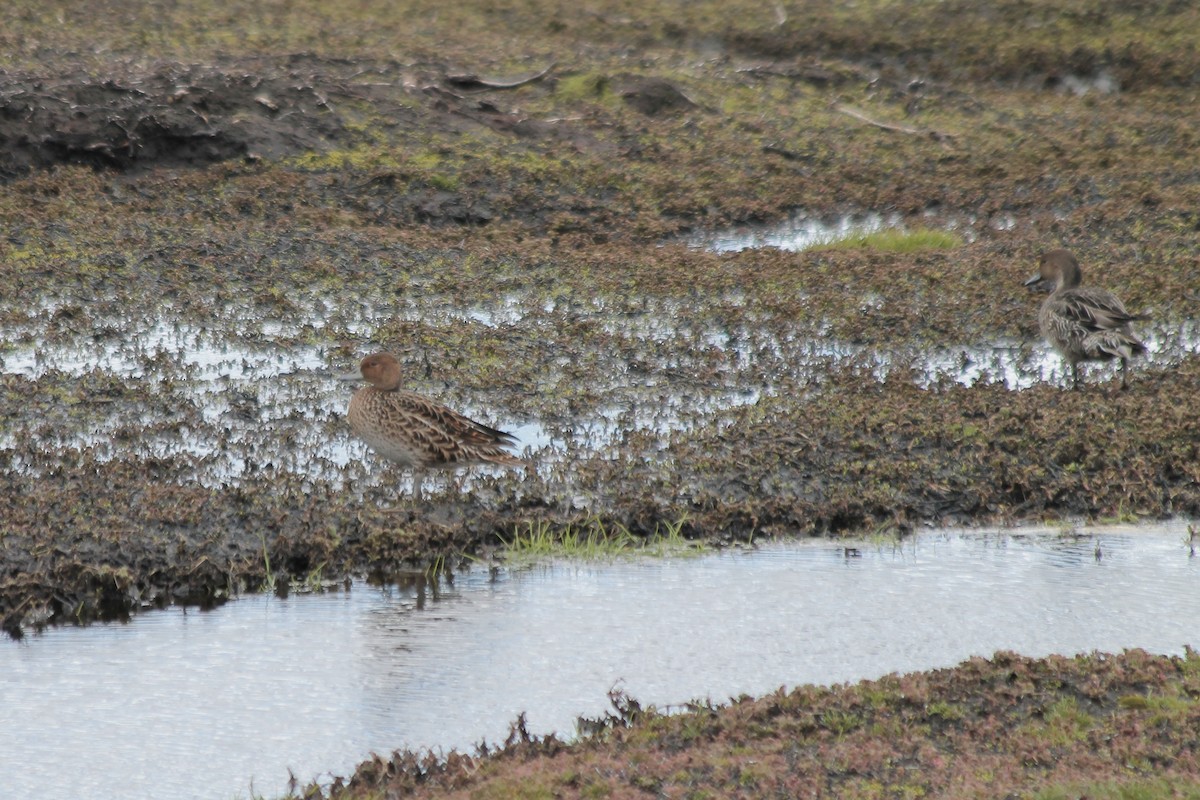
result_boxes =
[1084,330,1147,361]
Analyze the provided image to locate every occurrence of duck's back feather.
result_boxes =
[348,387,522,470]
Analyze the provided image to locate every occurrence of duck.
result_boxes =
[1023,249,1148,389]
[346,352,523,499]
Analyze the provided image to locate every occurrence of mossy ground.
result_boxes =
[2,0,1199,795]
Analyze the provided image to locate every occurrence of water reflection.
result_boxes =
[684,210,901,252]
[679,208,1020,252]
[1,524,1197,800]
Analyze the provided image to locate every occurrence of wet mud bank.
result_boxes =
[3,232,1198,635]
[322,648,1200,800]
[4,360,1200,636]
[1,3,1199,621]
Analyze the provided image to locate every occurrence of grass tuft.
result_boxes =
[815,227,962,252]
[555,73,613,104]
[1035,777,1200,800]
[501,514,699,561]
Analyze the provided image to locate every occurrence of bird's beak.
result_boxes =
[336,371,362,382]
[1023,272,1045,290]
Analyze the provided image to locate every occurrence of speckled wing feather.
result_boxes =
[1041,288,1146,361]
[1053,287,1145,333]
[349,387,522,470]
[392,390,519,450]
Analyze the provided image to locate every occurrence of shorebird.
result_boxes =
[346,352,522,499]
[1023,249,1148,390]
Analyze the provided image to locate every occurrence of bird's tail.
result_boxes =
[1084,330,1147,361]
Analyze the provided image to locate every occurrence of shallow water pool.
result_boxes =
[1,523,1196,799]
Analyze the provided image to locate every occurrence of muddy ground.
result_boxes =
[3,0,1200,635]
[1,0,1199,794]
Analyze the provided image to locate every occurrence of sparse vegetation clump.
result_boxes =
[502,514,698,561]
[816,227,964,252]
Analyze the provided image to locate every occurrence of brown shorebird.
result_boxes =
[1023,249,1148,389]
[346,352,522,499]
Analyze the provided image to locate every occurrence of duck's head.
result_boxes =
[1024,249,1082,293]
[359,352,403,391]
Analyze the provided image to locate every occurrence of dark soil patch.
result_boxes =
[0,57,344,175]
[0,54,577,187]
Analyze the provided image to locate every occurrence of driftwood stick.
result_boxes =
[833,103,954,141]
[446,62,556,91]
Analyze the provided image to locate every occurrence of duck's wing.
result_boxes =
[392,391,520,462]
[1053,288,1145,332]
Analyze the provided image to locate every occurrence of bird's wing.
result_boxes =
[393,392,518,456]
[1053,288,1142,332]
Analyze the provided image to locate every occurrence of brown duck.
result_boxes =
[347,352,522,499]
[1023,249,1148,389]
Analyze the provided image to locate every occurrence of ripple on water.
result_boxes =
[1,524,1197,800]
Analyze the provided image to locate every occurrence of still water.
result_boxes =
[2,524,1197,800]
